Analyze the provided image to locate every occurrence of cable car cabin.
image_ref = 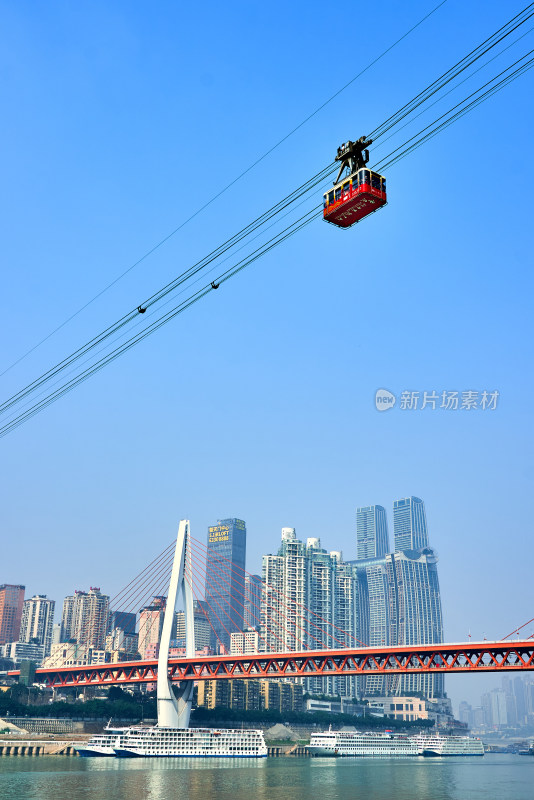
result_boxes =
[323,168,387,229]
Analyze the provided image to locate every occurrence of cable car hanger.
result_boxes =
[334,136,373,184]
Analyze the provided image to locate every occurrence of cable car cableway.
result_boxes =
[323,136,387,229]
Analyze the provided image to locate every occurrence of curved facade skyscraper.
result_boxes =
[352,497,445,699]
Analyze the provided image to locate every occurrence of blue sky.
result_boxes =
[1,1,533,708]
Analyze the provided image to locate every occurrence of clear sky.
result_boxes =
[1,1,533,711]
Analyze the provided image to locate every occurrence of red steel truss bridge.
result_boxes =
[22,639,534,688]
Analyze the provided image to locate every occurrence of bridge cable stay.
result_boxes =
[188,538,342,651]
[42,544,177,669]
[188,548,361,654]
[192,556,319,651]
[183,572,228,654]
[189,541,355,652]
[42,540,176,668]
[185,552,294,652]
[501,617,534,640]
[189,535,368,649]
[190,535,369,649]
[0,4,534,433]
[0,1,449,381]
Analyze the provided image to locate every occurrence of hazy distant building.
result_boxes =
[107,610,136,636]
[482,688,508,728]
[174,599,211,650]
[357,505,389,559]
[0,584,25,645]
[19,595,55,656]
[205,519,247,651]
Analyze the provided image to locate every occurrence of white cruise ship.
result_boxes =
[413,733,484,757]
[307,729,420,758]
[75,725,132,757]
[114,726,267,758]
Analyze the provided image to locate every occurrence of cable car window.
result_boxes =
[328,191,335,204]
[342,182,349,194]
[371,173,381,190]
[335,187,342,201]
[323,195,327,208]
[352,174,360,189]
[381,178,386,191]
[361,170,371,186]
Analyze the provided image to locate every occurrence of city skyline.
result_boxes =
[1,493,528,710]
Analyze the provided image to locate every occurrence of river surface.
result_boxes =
[1,754,533,800]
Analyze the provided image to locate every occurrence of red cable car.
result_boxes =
[323,136,387,228]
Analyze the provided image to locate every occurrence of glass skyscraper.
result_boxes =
[205,518,247,652]
[356,505,389,559]
[393,496,428,551]
[387,546,444,698]
[352,496,444,699]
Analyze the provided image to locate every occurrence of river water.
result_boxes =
[1,754,533,800]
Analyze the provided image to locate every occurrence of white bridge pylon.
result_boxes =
[157,519,195,728]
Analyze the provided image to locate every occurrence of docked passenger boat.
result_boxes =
[307,729,419,758]
[74,725,132,757]
[114,726,267,758]
[413,734,484,757]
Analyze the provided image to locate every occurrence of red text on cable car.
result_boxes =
[323,136,387,228]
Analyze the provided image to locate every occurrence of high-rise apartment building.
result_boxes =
[19,595,55,656]
[0,585,25,645]
[262,528,309,654]
[356,505,389,559]
[205,518,247,651]
[138,596,166,659]
[261,529,363,697]
[244,574,262,629]
[393,496,429,551]
[60,588,110,650]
